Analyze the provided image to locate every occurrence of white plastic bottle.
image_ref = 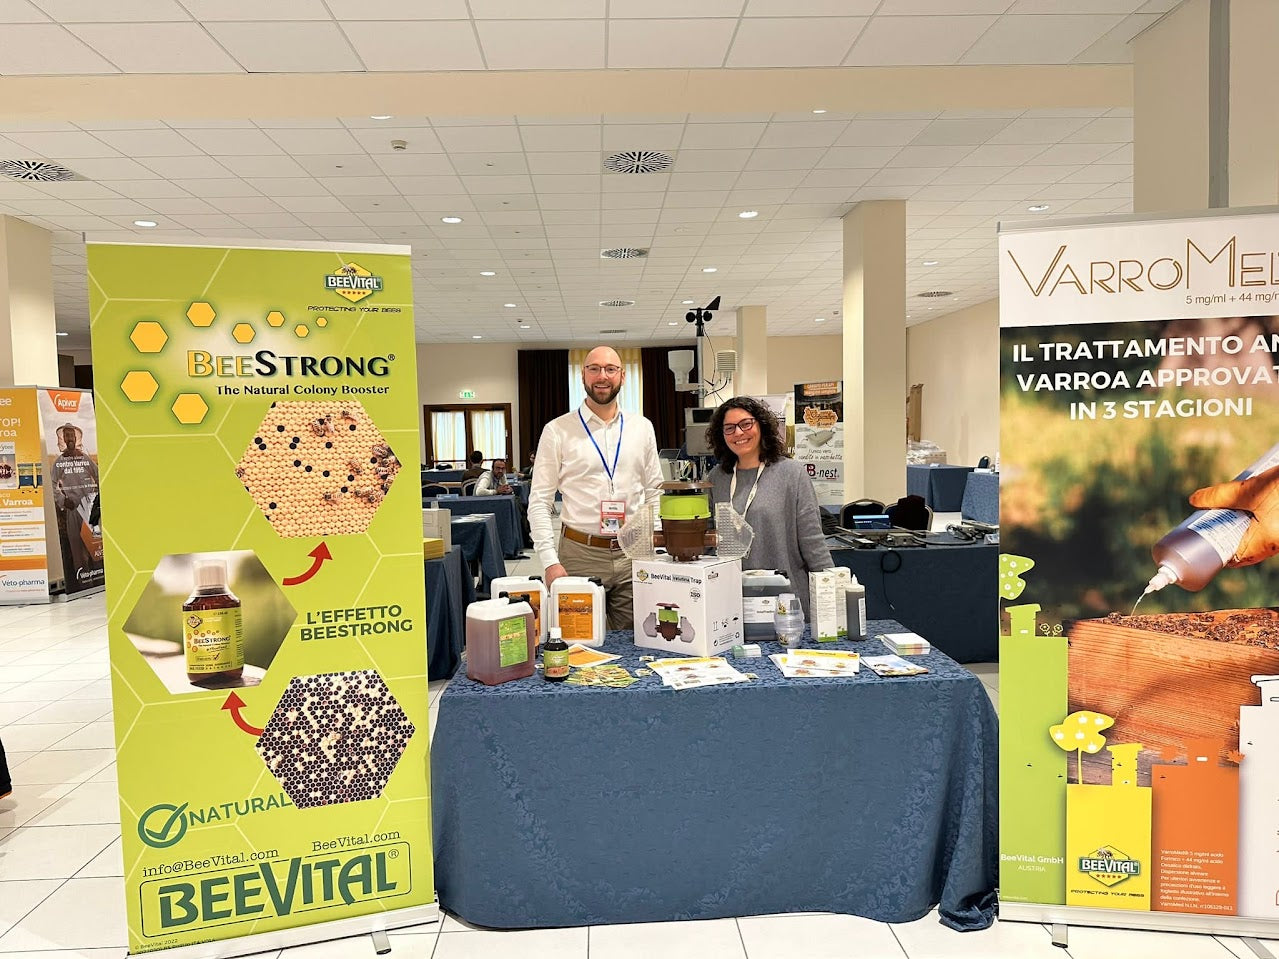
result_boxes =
[549,575,606,647]
[1143,442,1279,596]
[773,592,805,647]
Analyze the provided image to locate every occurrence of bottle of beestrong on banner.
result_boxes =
[1143,442,1279,596]
[183,559,244,685]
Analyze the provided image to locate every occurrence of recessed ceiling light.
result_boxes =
[923,260,939,267]
[738,210,759,219]
[814,317,826,323]
[370,115,393,120]
[519,324,531,329]
[472,334,483,339]
[480,271,496,276]
[56,331,68,336]
[134,219,157,228]
[1027,204,1050,212]
[503,303,517,308]
[668,321,679,326]
[681,300,695,305]
[701,267,717,273]
[441,216,463,224]
[812,108,827,114]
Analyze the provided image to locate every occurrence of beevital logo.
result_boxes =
[325,262,384,303]
[636,569,649,582]
[1078,845,1141,887]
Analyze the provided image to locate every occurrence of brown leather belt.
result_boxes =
[562,526,623,550]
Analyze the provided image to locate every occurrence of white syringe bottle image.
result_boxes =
[1143,441,1279,596]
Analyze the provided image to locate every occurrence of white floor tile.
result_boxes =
[76,835,123,878]
[983,683,998,709]
[1219,936,1279,958]
[0,680,95,702]
[429,704,439,743]
[0,822,119,880]
[0,780,78,828]
[25,781,121,827]
[1,722,88,753]
[19,698,113,725]
[379,931,437,957]
[0,700,52,724]
[87,762,117,784]
[0,950,128,959]
[61,679,113,700]
[966,663,998,683]
[0,879,62,937]
[738,913,907,958]
[0,663,60,682]
[433,927,586,959]
[0,876,126,950]
[588,918,746,959]
[50,721,116,751]
[891,911,1065,959]
[283,930,438,958]
[37,661,111,682]
[9,748,114,785]
[440,911,488,933]
[1064,925,1235,959]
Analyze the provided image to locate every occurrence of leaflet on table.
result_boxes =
[564,665,638,688]
[879,632,931,655]
[863,654,930,677]
[647,656,749,689]
[566,644,620,668]
[770,649,861,678]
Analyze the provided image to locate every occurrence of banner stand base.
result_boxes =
[126,902,439,959]
[1002,903,1279,942]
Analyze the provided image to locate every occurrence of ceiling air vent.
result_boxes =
[0,159,78,182]
[603,150,674,175]
[916,290,953,298]
[599,299,636,307]
[601,247,648,260]
[599,328,626,335]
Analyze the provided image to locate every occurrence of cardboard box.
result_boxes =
[809,567,851,641]
[422,505,451,551]
[632,556,744,658]
[422,537,445,561]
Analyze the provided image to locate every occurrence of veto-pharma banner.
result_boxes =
[37,388,104,596]
[0,387,49,602]
[793,381,844,507]
[88,241,434,956]
[999,210,1279,931]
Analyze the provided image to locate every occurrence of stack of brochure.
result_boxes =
[647,656,749,690]
[879,632,931,655]
[862,654,929,677]
[769,648,861,678]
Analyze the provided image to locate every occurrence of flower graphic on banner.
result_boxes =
[1051,710,1115,784]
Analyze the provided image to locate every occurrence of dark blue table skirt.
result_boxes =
[423,468,466,483]
[961,472,999,526]
[425,494,523,558]
[432,624,997,931]
[425,545,474,681]
[906,464,975,512]
[449,514,505,594]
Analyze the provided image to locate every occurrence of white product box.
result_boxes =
[422,504,452,551]
[632,556,744,658]
[809,567,851,641]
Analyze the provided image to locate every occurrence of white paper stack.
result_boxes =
[879,632,931,655]
[647,656,749,690]
[769,648,860,678]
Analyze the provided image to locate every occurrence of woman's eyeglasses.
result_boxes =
[722,418,757,435]
[584,364,622,376]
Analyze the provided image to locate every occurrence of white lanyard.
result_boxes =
[730,463,765,518]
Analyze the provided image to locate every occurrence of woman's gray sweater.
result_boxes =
[710,457,834,619]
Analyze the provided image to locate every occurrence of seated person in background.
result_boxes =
[476,458,514,496]
[707,396,833,621]
[461,450,485,482]
[519,450,536,481]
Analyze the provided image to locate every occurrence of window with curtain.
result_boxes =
[469,409,507,463]
[430,411,466,463]
[568,347,643,417]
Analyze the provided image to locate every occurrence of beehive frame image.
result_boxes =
[256,669,416,809]
[236,400,401,538]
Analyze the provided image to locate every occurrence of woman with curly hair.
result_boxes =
[706,396,833,619]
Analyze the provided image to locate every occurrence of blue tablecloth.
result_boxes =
[424,545,474,681]
[425,494,523,558]
[432,623,997,931]
[906,464,975,512]
[961,472,999,526]
[423,469,465,483]
[449,514,505,594]
[828,534,997,663]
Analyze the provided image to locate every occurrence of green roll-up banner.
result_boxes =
[88,241,435,957]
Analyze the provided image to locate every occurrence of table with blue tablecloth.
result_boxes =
[424,544,475,681]
[432,623,997,931]
[423,468,466,484]
[906,464,975,512]
[961,471,999,526]
[424,494,523,558]
[449,514,505,594]
[828,533,997,663]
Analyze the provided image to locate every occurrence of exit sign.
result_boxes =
[458,389,476,399]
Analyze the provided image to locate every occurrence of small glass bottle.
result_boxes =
[183,559,244,685]
[543,626,570,682]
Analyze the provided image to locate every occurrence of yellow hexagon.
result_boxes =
[186,301,216,328]
[129,321,168,354]
[294,324,309,338]
[316,316,328,328]
[121,371,159,403]
[233,323,256,344]
[171,392,209,425]
[266,311,286,328]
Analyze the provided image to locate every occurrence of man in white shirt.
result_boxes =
[528,346,663,629]
[475,458,513,496]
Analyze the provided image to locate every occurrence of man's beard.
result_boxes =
[586,381,621,405]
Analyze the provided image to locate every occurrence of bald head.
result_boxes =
[582,345,625,411]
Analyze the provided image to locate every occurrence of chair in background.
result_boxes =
[423,483,449,497]
[433,462,452,470]
[886,494,932,531]
[839,498,886,529]
[976,455,991,469]
[462,478,479,497]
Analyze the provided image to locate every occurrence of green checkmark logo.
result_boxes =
[137,802,189,849]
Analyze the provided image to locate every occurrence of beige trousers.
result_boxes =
[558,532,635,631]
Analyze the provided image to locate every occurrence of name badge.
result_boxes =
[600,499,626,535]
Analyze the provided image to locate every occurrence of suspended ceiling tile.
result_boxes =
[607,18,737,69]
[961,13,1123,63]
[178,0,330,20]
[67,22,242,72]
[845,15,996,65]
[203,21,364,72]
[476,19,605,69]
[341,20,485,71]
[727,17,868,67]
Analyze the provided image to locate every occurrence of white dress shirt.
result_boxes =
[528,402,663,569]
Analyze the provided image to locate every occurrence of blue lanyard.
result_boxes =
[579,409,623,486]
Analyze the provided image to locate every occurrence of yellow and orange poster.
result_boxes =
[0,387,50,602]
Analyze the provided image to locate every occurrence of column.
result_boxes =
[734,305,767,398]
[841,200,906,504]
[0,216,58,387]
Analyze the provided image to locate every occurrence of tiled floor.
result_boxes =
[2,540,1276,958]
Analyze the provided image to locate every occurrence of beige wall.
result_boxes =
[416,342,520,464]
[905,298,999,467]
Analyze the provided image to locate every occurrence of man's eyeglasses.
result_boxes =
[584,364,622,376]
[722,418,757,435]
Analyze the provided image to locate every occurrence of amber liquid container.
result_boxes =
[183,559,244,685]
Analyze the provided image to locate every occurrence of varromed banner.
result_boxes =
[88,240,435,957]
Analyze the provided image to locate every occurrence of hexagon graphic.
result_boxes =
[266,311,286,328]
[256,669,415,809]
[129,321,168,354]
[121,550,299,696]
[186,301,216,328]
[294,324,309,338]
[235,401,401,539]
[171,392,209,425]
[121,371,159,403]
[315,316,328,328]
[232,323,256,344]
